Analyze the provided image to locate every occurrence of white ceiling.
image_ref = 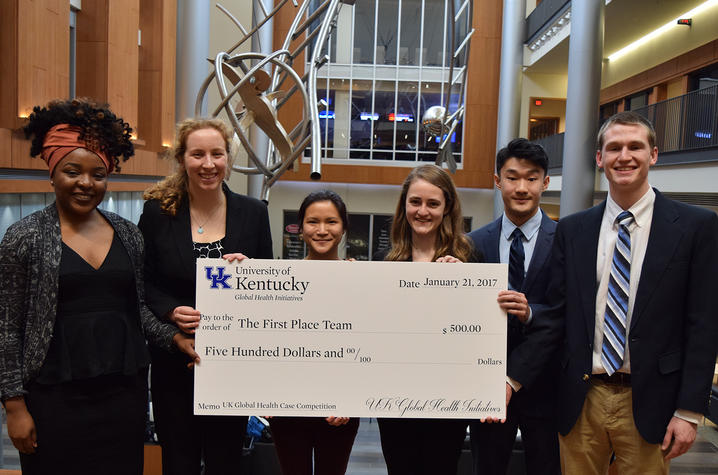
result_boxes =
[525,0,707,74]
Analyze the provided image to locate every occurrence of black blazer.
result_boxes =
[546,189,718,443]
[138,185,273,321]
[468,211,558,414]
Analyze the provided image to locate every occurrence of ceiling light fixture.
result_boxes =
[607,0,718,61]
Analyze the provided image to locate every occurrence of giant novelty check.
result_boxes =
[194,258,507,419]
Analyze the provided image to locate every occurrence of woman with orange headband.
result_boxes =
[0,98,198,474]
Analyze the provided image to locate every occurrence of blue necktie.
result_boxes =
[508,228,525,291]
[601,211,634,375]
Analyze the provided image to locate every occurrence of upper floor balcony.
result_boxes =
[534,82,718,174]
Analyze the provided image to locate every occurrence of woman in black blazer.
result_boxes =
[139,118,273,475]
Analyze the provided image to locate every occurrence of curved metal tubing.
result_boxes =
[212,52,272,176]
[436,0,473,170]
[440,0,457,152]
[265,133,312,187]
[201,50,311,178]
[198,0,476,198]
[225,0,293,56]
[262,0,311,176]
[194,72,217,117]
[280,0,312,52]
[308,0,342,180]
[292,0,332,40]
[210,50,292,116]
[216,3,248,36]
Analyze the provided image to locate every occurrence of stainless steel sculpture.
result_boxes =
[198,0,474,201]
[421,0,474,174]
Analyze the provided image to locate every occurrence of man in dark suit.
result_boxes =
[545,111,718,473]
[469,138,560,475]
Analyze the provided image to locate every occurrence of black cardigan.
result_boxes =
[0,204,177,401]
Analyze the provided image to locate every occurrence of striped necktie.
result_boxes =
[601,211,634,376]
[508,227,525,291]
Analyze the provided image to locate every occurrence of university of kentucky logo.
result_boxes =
[205,266,233,289]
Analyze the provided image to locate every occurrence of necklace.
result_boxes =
[190,199,224,234]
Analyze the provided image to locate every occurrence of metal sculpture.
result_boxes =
[198,0,474,201]
[421,0,474,174]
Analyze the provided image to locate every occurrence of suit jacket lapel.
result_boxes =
[222,186,247,254]
[485,218,501,263]
[574,203,605,344]
[631,190,681,330]
[523,212,554,293]
[174,200,196,277]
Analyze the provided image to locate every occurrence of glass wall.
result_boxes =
[0,191,146,242]
[307,0,466,165]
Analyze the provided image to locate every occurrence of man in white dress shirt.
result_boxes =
[540,111,718,473]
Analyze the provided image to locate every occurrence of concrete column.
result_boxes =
[335,6,353,63]
[331,7,353,159]
[176,0,210,121]
[494,0,526,219]
[333,90,351,159]
[559,1,604,217]
[248,0,274,200]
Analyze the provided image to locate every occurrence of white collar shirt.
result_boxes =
[592,187,655,374]
[499,208,543,281]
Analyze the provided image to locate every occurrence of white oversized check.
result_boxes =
[194,258,507,419]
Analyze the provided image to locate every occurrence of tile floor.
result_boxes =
[2,413,718,474]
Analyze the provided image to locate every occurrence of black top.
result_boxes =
[193,238,225,259]
[36,233,150,384]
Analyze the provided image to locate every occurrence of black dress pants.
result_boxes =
[377,418,467,475]
[269,417,359,475]
[469,390,559,475]
[151,349,247,475]
[20,372,148,475]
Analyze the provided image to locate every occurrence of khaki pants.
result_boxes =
[559,380,669,475]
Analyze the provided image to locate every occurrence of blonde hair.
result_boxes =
[386,164,473,262]
[596,111,656,150]
[143,118,235,215]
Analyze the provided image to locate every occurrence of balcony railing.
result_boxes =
[526,0,570,43]
[533,132,564,172]
[532,84,718,173]
[633,83,718,153]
